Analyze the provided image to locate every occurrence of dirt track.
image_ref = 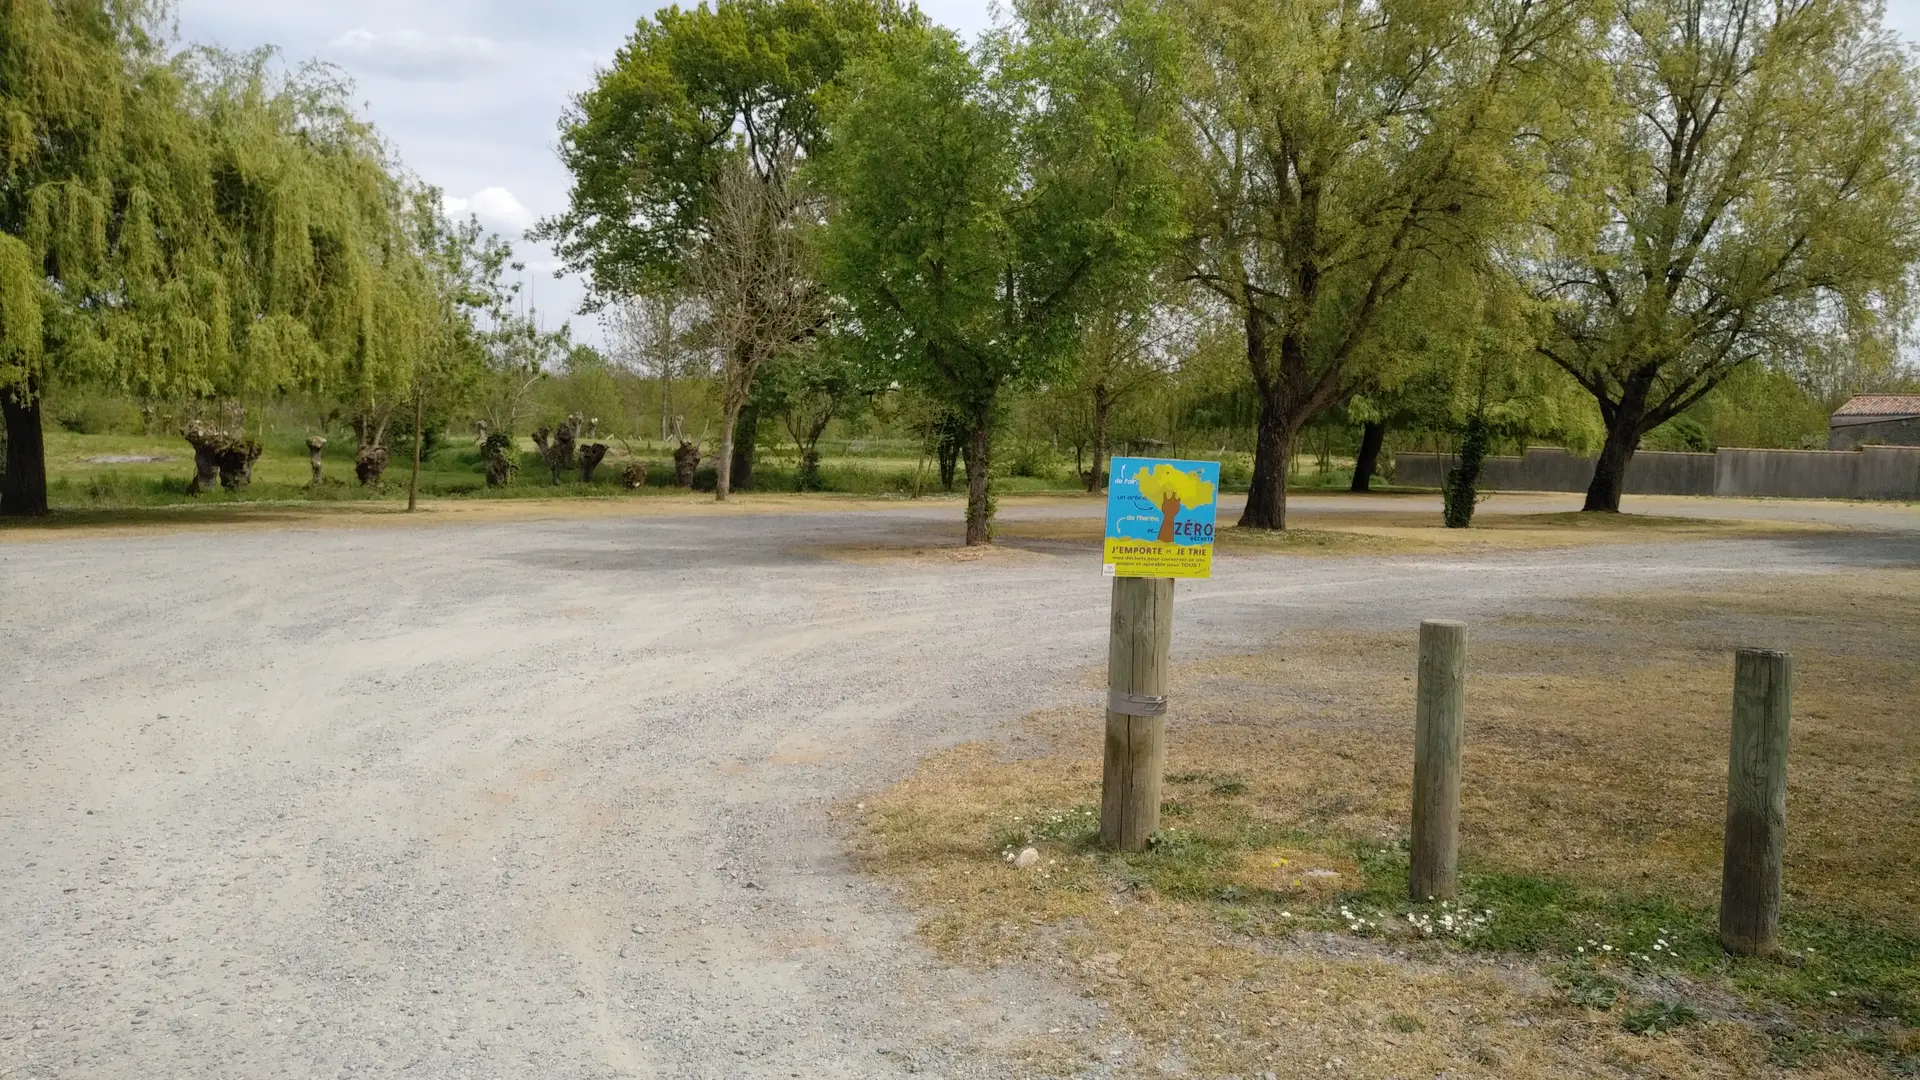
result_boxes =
[2,494,1914,1078]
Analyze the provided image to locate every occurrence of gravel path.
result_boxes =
[3,497,1914,1079]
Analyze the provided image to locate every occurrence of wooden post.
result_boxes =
[1410,619,1467,901]
[1720,647,1791,956]
[1100,576,1173,852]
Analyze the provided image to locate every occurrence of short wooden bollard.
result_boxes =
[1720,647,1791,956]
[1099,576,1174,851]
[1410,619,1467,901]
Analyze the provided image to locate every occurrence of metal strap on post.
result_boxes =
[1107,690,1167,717]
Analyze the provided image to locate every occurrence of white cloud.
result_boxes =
[442,187,536,234]
[327,28,505,81]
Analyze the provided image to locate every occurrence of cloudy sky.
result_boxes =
[172,1,1003,349]
[174,0,1920,350]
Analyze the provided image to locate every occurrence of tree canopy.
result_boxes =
[1171,0,1603,529]
[818,1,1181,543]
[535,0,911,303]
[1527,0,1920,510]
[2,1,515,514]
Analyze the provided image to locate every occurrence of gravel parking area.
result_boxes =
[3,496,1914,1078]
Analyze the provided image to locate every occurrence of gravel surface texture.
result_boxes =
[3,495,1914,1078]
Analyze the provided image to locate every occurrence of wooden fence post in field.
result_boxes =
[1720,647,1792,956]
[1410,619,1467,901]
[1099,576,1173,852]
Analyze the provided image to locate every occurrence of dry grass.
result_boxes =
[853,571,1920,1078]
[804,509,1840,565]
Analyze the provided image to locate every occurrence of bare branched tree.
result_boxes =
[605,290,708,442]
[692,150,822,501]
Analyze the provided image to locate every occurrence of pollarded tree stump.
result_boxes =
[186,436,221,494]
[220,440,262,491]
[182,425,262,493]
[355,445,390,486]
[306,436,328,485]
[673,441,701,487]
[482,433,516,487]
[579,443,609,482]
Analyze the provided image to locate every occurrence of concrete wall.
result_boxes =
[1713,450,1857,499]
[1855,446,1920,500]
[1394,446,1715,496]
[1395,445,1920,501]
[1828,415,1920,450]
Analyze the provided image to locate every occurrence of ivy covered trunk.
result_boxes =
[1442,415,1490,528]
[961,405,995,546]
[0,379,47,516]
[482,434,516,487]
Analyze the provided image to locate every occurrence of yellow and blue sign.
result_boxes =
[1103,457,1221,579]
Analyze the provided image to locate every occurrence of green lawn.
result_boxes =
[25,430,1381,511]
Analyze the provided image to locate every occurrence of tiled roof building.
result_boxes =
[1829,394,1920,449]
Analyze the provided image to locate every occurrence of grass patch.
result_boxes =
[854,571,1920,1077]
[1625,1001,1703,1036]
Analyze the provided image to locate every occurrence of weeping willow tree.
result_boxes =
[2,1,455,513]
[1,0,158,513]
[162,49,437,490]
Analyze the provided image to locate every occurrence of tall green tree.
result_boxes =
[2,0,167,513]
[819,3,1179,544]
[536,0,910,499]
[1068,284,1193,492]
[537,0,907,299]
[1528,0,1920,511]
[1170,0,1598,530]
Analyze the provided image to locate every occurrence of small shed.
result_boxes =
[1828,394,1920,450]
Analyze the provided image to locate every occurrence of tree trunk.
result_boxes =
[1351,419,1386,493]
[937,421,961,493]
[1443,415,1490,528]
[578,443,609,482]
[1,379,48,517]
[730,398,760,492]
[962,411,995,546]
[188,439,220,494]
[1086,386,1111,493]
[354,445,390,486]
[673,440,700,486]
[307,437,328,485]
[407,387,424,512]
[715,403,738,501]
[1584,407,1649,512]
[1239,400,1294,531]
[661,372,674,444]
